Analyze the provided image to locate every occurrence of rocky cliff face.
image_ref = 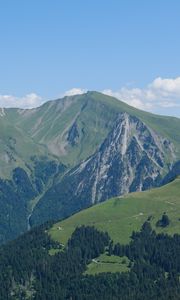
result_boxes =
[1,92,180,242]
[31,112,175,226]
[66,113,175,201]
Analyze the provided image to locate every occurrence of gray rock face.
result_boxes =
[31,112,175,226]
[65,113,174,204]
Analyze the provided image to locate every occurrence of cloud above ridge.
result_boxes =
[0,78,180,117]
[0,93,43,109]
[63,88,87,97]
[102,77,180,113]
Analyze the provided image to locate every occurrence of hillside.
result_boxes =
[0,115,47,179]
[50,177,180,245]
[0,91,180,243]
[3,92,180,174]
[0,179,179,299]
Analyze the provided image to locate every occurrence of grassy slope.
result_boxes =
[1,91,180,176]
[0,115,46,178]
[49,177,180,245]
[5,92,180,165]
[85,254,130,275]
[5,95,118,167]
[0,91,179,178]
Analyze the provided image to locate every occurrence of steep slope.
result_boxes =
[0,91,180,242]
[30,112,175,226]
[0,157,66,244]
[5,93,119,167]
[4,91,180,170]
[0,113,47,178]
[49,177,180,245]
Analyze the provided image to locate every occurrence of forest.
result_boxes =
[0,219,179,299]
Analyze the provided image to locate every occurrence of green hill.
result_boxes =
[50,177,180,245]
[0,179,180,298]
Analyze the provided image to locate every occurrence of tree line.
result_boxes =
[0,218,179,299]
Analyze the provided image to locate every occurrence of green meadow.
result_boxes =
[49,177,180,245]
[84,253,130,275]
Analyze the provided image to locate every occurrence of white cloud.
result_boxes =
[1,78,180,117]
[102,77,180,114]
[150,77,180,96]
[0,88,87,109]
[102,88,153,110]
[63,88,87,97]
[0,93,43,109]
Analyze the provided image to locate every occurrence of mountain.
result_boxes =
[0,91,180,243]
[2,91,180,176]
[0,178,180,299]
[30,109,177,227]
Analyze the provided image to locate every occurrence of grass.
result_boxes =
[49,248,61,256]
[0,117,46,178]
[85,253,130,275]
[49,177,180,245]
[0,91,180,178]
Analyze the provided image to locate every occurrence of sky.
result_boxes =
[0,0,180,117]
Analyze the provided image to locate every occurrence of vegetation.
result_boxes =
[0,224,110,299]
[2,92,180,176]
[156,213,170,227]
[0,92,180,244]
[50,177,180,245]
[0,158,65,244]
[0,220,180,299]
[85,253,130,275]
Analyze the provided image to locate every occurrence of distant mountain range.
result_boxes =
[0,91,180,243]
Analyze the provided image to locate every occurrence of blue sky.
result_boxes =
[0,0,180,116]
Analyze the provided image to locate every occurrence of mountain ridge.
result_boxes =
[30,110,176,226]
[0,91,180,243]
[1,92,180,171]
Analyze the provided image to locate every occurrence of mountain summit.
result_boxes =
[0,92,180,242]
